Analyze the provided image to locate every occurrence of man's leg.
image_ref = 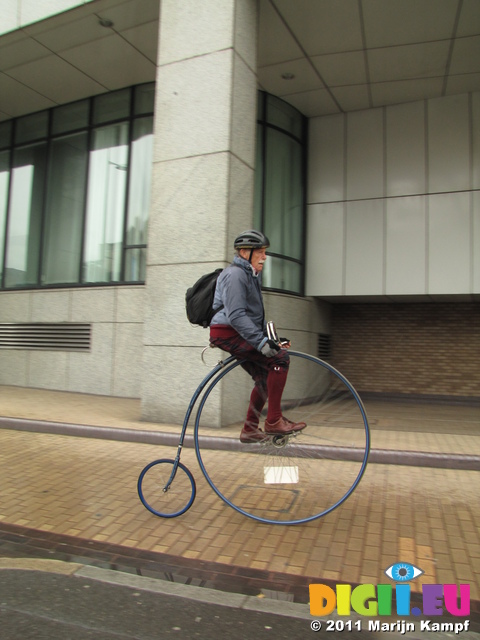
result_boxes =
[264,351,307,435]
[210,332,305,438]
[238,363,268,442]
[245,381,267,428]
[265,364,288,423]
[210,333,267,442]
[240,350,306,437]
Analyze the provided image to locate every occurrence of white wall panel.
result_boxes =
[308,114,344,203]
[428,192,471,293]
[428,94,470,193]
[0,292,30,322]
[70,288,115,322]
[305,203,344,296]
[29,351,68,391]
[67,323,114,395]
[346,109,384,200]
[21,0,91,28]
[0,0,92,34]
[386,196,426,294]
[473,92,480,190]
[30,290,69,322]
[2,1,18,34]
[0,351,28,385]
[345,199,384,295]
[306,91,478,299]
[386,102,426,196]
[473,191,480,293]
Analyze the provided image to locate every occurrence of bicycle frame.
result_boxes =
[138,345,370,524]
[161,353,237,492]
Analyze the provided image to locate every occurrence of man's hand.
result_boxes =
[279,337,291,348]
[261,340,281,358]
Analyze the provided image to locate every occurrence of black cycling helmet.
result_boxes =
[234,229,270,250]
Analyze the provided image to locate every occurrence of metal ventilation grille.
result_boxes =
[318,333,331,360]
[0,323,91,351]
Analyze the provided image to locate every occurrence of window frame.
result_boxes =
[0,83,154,291]
[255,91,308,297]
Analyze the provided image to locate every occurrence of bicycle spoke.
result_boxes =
[194,352,369,525]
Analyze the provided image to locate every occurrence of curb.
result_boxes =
[0,416,478,470]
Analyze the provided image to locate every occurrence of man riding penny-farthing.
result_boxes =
[209,230,306,444]
[137,230,370,525]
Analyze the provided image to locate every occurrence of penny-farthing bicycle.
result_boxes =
[137,326,370,526]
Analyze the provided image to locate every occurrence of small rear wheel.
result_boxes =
[137,459,196,518]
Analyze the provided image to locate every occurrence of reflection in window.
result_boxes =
[125,247,146,282]
[42,133,88,284]
[262,255,303,293]
[125,116,152,282]
[264,128,303,260]
[127,117,152,247]
[0,151,10,284]
[52,100,89,135]
[254,92,306,295]
[5,144,46,287]
[83,124,129,283]
[0,83,154,290]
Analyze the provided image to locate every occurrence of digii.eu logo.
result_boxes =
[309,561,471,634]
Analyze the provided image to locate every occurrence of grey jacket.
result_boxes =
[211,255,267,351]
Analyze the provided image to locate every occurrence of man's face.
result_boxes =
[241,247,267,272]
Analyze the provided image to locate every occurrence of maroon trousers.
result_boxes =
[209,325,290,426]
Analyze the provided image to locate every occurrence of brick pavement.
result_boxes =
[0,384,478,606]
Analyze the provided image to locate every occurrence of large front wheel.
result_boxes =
[194,351,370,525]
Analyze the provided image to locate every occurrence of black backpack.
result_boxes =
[185,268,224,328]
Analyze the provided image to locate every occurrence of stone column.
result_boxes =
[142,0,258,424]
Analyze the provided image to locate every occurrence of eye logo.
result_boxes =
[385,562,424,582]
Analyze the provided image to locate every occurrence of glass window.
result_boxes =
[0,121,12,150]
[83,123,129,283]
[4,143,47,287]
[0,83,153,291]
[126,117,152,247]
[0,150,10,284]
[125,247,146,282]
[266,94,303,139]
[134,83,155,115]
[263,128,303,261]
[257,91,265,121]
[255,92,306,295]
[123,116,153,282]
[93,89,131,125]
[42,133,88,285]
[253,124,264,229]
[15,111,49,145]
[52,100,89,135]
[262,255,302,293]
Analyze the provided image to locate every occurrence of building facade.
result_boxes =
[0,0,478,425]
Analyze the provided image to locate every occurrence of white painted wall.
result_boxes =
[0,286,144,397]
[306,92,480,298]
[1,0,92,35]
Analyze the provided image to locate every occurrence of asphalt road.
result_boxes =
[1,567,479,640]
[0,567,313,640]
